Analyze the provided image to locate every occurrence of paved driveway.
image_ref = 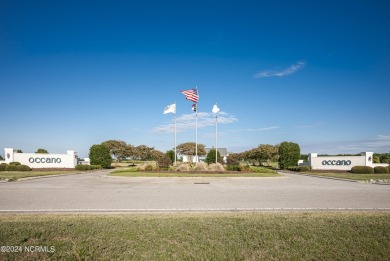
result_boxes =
[0,171,389,212]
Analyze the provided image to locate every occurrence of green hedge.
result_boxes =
[351,166,374,174]
[226,165,241,171]
[17,165,31,171]
[75,165,102,171]
[0,163,7,171]
[374,166,389,174]
[252,166,277,174]
[298,166,311,172]
[9,162,21,166]
[5,165,18,171]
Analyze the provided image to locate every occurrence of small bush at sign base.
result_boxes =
[351,166,374,174]
[374,166,389,174]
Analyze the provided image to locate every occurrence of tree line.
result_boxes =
[88,140,302,170]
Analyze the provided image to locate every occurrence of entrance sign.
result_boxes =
[2,148,77,169]
[304,152,388,170]
[29,157,62,164]
[322,160,351,166]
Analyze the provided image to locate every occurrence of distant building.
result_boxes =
[205,148,229,163]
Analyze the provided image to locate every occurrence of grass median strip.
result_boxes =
[0,171,83,181]
[0,212,389,260]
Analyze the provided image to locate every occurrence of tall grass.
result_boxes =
[0,212,389,260]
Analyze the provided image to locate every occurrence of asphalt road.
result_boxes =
[0,170,389,212]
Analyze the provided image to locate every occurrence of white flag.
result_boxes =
[212,104,220,114]
[163,103,176,114]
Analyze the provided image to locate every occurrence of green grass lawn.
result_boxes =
[0,212,389,260]
[0,171,82,181]
[298,172,390,181]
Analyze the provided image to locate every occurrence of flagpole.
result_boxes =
[215,107,218,164]
[195,86,198,163]
[174,101,177,165]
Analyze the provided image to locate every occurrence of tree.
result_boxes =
[134,145,155,161]
[89,144,112,168]
[278,141,300,169]
[244,148,258,166]
[150,150,172,169]
[205,148,222,164]
[0,155,3,161]
[102,140,133,163]
[226,153,242,167]
[176,142,206,163]
[16,150,23,153]
[35,148,48,154]
[166,150,175,163]
[257,144,279,166]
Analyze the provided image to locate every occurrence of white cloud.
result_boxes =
[254,60,305,78]
[152,112,238,133]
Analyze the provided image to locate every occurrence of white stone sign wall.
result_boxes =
[4,148,77,169]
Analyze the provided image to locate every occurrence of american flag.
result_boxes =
[180,88,199,103]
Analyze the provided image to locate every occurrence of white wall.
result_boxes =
[309,152,369,170]
[4,148,77,168]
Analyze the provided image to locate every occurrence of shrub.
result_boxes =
[194,162,208,171]
[175,164,190,172]
[278,142,300,170]
[240,165,251,172]
[351,166,374,174]
[298,166,311,172]
[145,164,154,171]
[226,165,241,171]
[0,163,8,171]
[5,165,18,171]
[89,144,112,169]
[9,162,21,166]
[208,163,225,172]
[17,165,31,171]
[252,166,277,174]
[75,165,102,171]
[374,166,389,174]
[157,157,172,170]
[287,166,299,171]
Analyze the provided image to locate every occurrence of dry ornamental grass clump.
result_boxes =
[194,162,208,171]
[208,163,225,171]
[175,164,190,171]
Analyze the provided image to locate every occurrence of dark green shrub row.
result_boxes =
[0,164,31,171]
[17,165,31,171]
[252,166,277,174]
[374,166,389,174]
[9,162,21,166]
[287,166,312,172]
[351,166,374,174]
[0,163,7,171]
[75,165,102,171]
[226,165,241,171]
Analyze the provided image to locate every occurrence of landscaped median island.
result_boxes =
[0,212,389,260]
[109,163,281,178]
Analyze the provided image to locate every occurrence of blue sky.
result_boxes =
[1,0,389,158]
